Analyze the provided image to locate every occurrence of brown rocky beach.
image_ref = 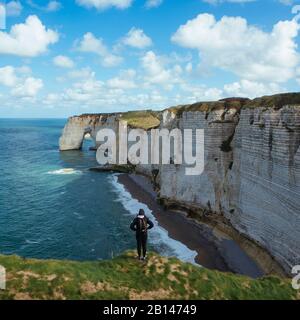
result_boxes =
[117,173,264,278]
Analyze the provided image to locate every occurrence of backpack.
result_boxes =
[137,217,147,232]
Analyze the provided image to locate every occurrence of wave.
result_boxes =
[72,212,84,220]
[25,239,40,245]
[47,168,82,175]
[109,174,198,265]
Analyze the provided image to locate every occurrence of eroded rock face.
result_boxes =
[59,116,89,151]
[227,106,300,272]
[59,114,119,151]
[59,94,300,273]
[159,101,300,273]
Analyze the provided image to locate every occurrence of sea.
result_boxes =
[0,119,197,263]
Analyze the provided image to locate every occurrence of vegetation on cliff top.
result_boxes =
[166,93,300,117]
[74,93,300,126]
[166,98,248,117]
[120,111,161,130]
[0,251,298,300]
[76,110,161,130]
[243,92,300,110]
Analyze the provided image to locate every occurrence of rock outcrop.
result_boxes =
[59,114,120,151]
[59,93,300,274]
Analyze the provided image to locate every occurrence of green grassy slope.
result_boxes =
[0,251,298,300]
[120,111,161,130]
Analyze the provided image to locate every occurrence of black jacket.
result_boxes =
[130,216,154,234]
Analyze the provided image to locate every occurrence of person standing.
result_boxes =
[130,209,154,260]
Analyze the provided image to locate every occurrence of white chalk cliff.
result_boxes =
[59,93,300,274]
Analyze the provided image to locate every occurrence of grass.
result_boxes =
[76,94,300,126]
[167,94,300,117]
[244,93,300,110]
[0,251,298,300]
[120,111,161,130]
[166,99,247,118]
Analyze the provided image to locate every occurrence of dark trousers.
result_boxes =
[136,232,147,258]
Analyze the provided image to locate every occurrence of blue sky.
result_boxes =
[0,0,299,118]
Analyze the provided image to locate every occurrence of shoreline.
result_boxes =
[117,173,264,279]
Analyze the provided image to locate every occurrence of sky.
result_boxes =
[0,0,299,118]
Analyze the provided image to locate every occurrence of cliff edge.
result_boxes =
[59,93,300,275]
[0,251,298,300]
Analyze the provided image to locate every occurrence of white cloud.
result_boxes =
[185,62,193,73]
[122,28,153,49]
[6,1,23,16]
[66,69,136,101]
[46,1,62,11]
[11,77,43,97]
[145,0,163,8]
[180,83,223,101]
[77,32,122,67]
[76,0,133,10]
[172,13,300,83]
[292,5,300,14]
[107,69,136,89]
[41,63,184,110]
[67,67,95,79]
[0,15,59,57]
[34,54,287,111]
[64,72,104,103]
[223,79,282,98]
[102,55,123,67]
[179,79,282,102]
[48,83,175,110]
[141,51,183,89]
[27,1,62,12]
[141,51,183,90]
[0,65,43,98]
[17,66,32,75]
[44,93,60,106]
[141,51,172,86]
[0,66,18,86]
[61,69,104,104]
[77,32,106,54]
[53,55,75,68]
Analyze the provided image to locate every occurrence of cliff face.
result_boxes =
[228,105,300,272]
[59,93,300,274]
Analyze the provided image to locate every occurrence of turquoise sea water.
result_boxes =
[0,119,197,262]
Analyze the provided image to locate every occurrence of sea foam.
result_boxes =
[47,168,82,175]
[109,174,198,265]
